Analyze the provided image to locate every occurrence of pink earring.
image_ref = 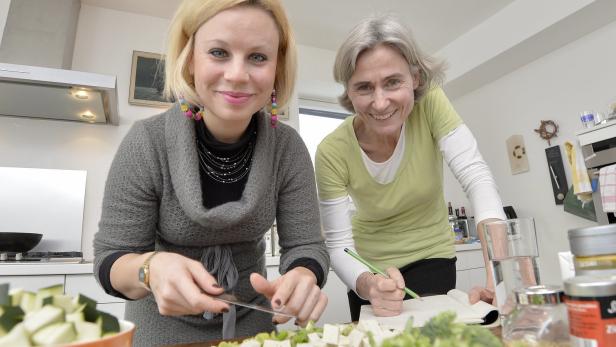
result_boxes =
[179,96,204,121]
[270,89,278,127]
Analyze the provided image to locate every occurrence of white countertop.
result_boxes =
[0,261,94,276]
[0,244,482,276]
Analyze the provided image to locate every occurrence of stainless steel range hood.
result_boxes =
[0,62,119,125]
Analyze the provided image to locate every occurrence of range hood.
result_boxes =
[0,62,119,125]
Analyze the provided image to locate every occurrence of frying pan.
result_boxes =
[0,232,43,252]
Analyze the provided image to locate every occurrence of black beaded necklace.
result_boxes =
[195,116,257,184]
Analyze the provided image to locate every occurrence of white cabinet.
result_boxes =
[0,263,125,318]
[455,246,487,292]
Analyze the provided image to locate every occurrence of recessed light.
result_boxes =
[80,111,96,122]
[73,90,89,99]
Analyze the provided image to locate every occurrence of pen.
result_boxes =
[344,247,421,299]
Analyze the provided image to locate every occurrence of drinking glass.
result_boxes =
[483,218,541,317]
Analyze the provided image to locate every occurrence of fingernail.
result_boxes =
[272,319,279,325]
[212,283,221,289]
[221,307,229,313]
[274,299,282,307]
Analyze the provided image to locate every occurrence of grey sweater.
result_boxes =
[93,105,329,346]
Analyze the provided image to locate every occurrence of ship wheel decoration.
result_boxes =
[534,120,559,146]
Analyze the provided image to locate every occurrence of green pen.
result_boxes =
[344,247,421,299]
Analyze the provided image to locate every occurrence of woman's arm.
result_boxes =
[439,124,506,300]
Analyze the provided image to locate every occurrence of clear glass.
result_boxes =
[484,218,541,316]
[503,303,570,347]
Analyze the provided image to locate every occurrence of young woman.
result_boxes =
[94,1,329,345]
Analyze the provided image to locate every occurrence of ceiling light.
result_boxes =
[80,111,96,123]
[73,90,89,99]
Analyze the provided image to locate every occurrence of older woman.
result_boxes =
[93,0,329,345]
[315,15,506,321]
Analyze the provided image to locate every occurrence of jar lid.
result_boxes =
[568,225,616,256]
[514,285,565,305]
[564,275,616,297]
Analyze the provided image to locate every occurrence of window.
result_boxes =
[298,106,349,165]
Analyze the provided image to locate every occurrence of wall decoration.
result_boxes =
[506,135,529,175]
[129,51,174,107]
[545,146,568,204]
[534,120,559,146]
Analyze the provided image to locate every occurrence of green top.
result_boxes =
[315,87,462,270]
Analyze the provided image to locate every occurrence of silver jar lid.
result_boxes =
[564,275,616,297]
[568,224,616,256]
[514,285,565,305]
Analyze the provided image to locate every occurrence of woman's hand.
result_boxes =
[356,268,405,316]
[469,286,494,304]
[250,267,328,326]
[148,252,229,316]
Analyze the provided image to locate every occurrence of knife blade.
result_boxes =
[213,293,297,319]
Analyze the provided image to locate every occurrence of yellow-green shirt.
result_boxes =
[315,87,462,270]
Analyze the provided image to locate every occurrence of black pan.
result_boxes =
[0,232,43,252]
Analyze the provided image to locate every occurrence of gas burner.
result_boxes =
[0,251,83,263]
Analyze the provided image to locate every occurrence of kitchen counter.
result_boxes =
[0,261,93,276]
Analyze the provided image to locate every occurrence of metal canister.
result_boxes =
[568,225,616,276]
[564,275,616,346]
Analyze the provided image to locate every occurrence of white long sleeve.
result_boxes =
[319,196,369,293]
[438,125,507,223]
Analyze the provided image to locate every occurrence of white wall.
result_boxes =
[444,20,616,285]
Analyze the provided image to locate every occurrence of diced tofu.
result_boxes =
[307,332,321,343]
[356,320,381,336]
[338,335,350,346]
[278,340,291,347]
[348,329,365,347]
[296,343,314,347]
[263,340,281,347]
[322,324,339,345]
[239,339,261,347]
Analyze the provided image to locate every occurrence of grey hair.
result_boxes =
[333,14,446,113]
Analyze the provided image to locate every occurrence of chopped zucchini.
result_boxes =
[74,320,102,342]
[96,311,120,334]
[22,305,64,334]
[31,322,76,346]
[0,284,8,306]
[0,305,25,336]
[0,323,31,347]
[72,294,98,322]
[19,292,36,313]
[9,289,24,307]
[34,285,64,310]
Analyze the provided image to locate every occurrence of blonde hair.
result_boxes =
[333,15,445,113]
[164,0,296,110]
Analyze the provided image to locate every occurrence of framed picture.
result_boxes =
[129,51,175,107]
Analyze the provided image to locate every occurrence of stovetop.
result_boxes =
[0,251,83,263]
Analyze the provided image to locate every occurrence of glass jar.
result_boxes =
[568,225,616,276]
[502,285,570,347]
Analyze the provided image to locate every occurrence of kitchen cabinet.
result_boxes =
[0,263,125,318]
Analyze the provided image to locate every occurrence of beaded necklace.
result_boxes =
[195,119,257,184]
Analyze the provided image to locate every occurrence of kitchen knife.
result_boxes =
[213,293,297,318]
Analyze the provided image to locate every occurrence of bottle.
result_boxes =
[455,208,460,219]
[447,202,455,221]
[459,206,467,219]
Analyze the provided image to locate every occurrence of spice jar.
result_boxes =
[564,275,616,347]
[502,285,570,346]
[568,225,616,276]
